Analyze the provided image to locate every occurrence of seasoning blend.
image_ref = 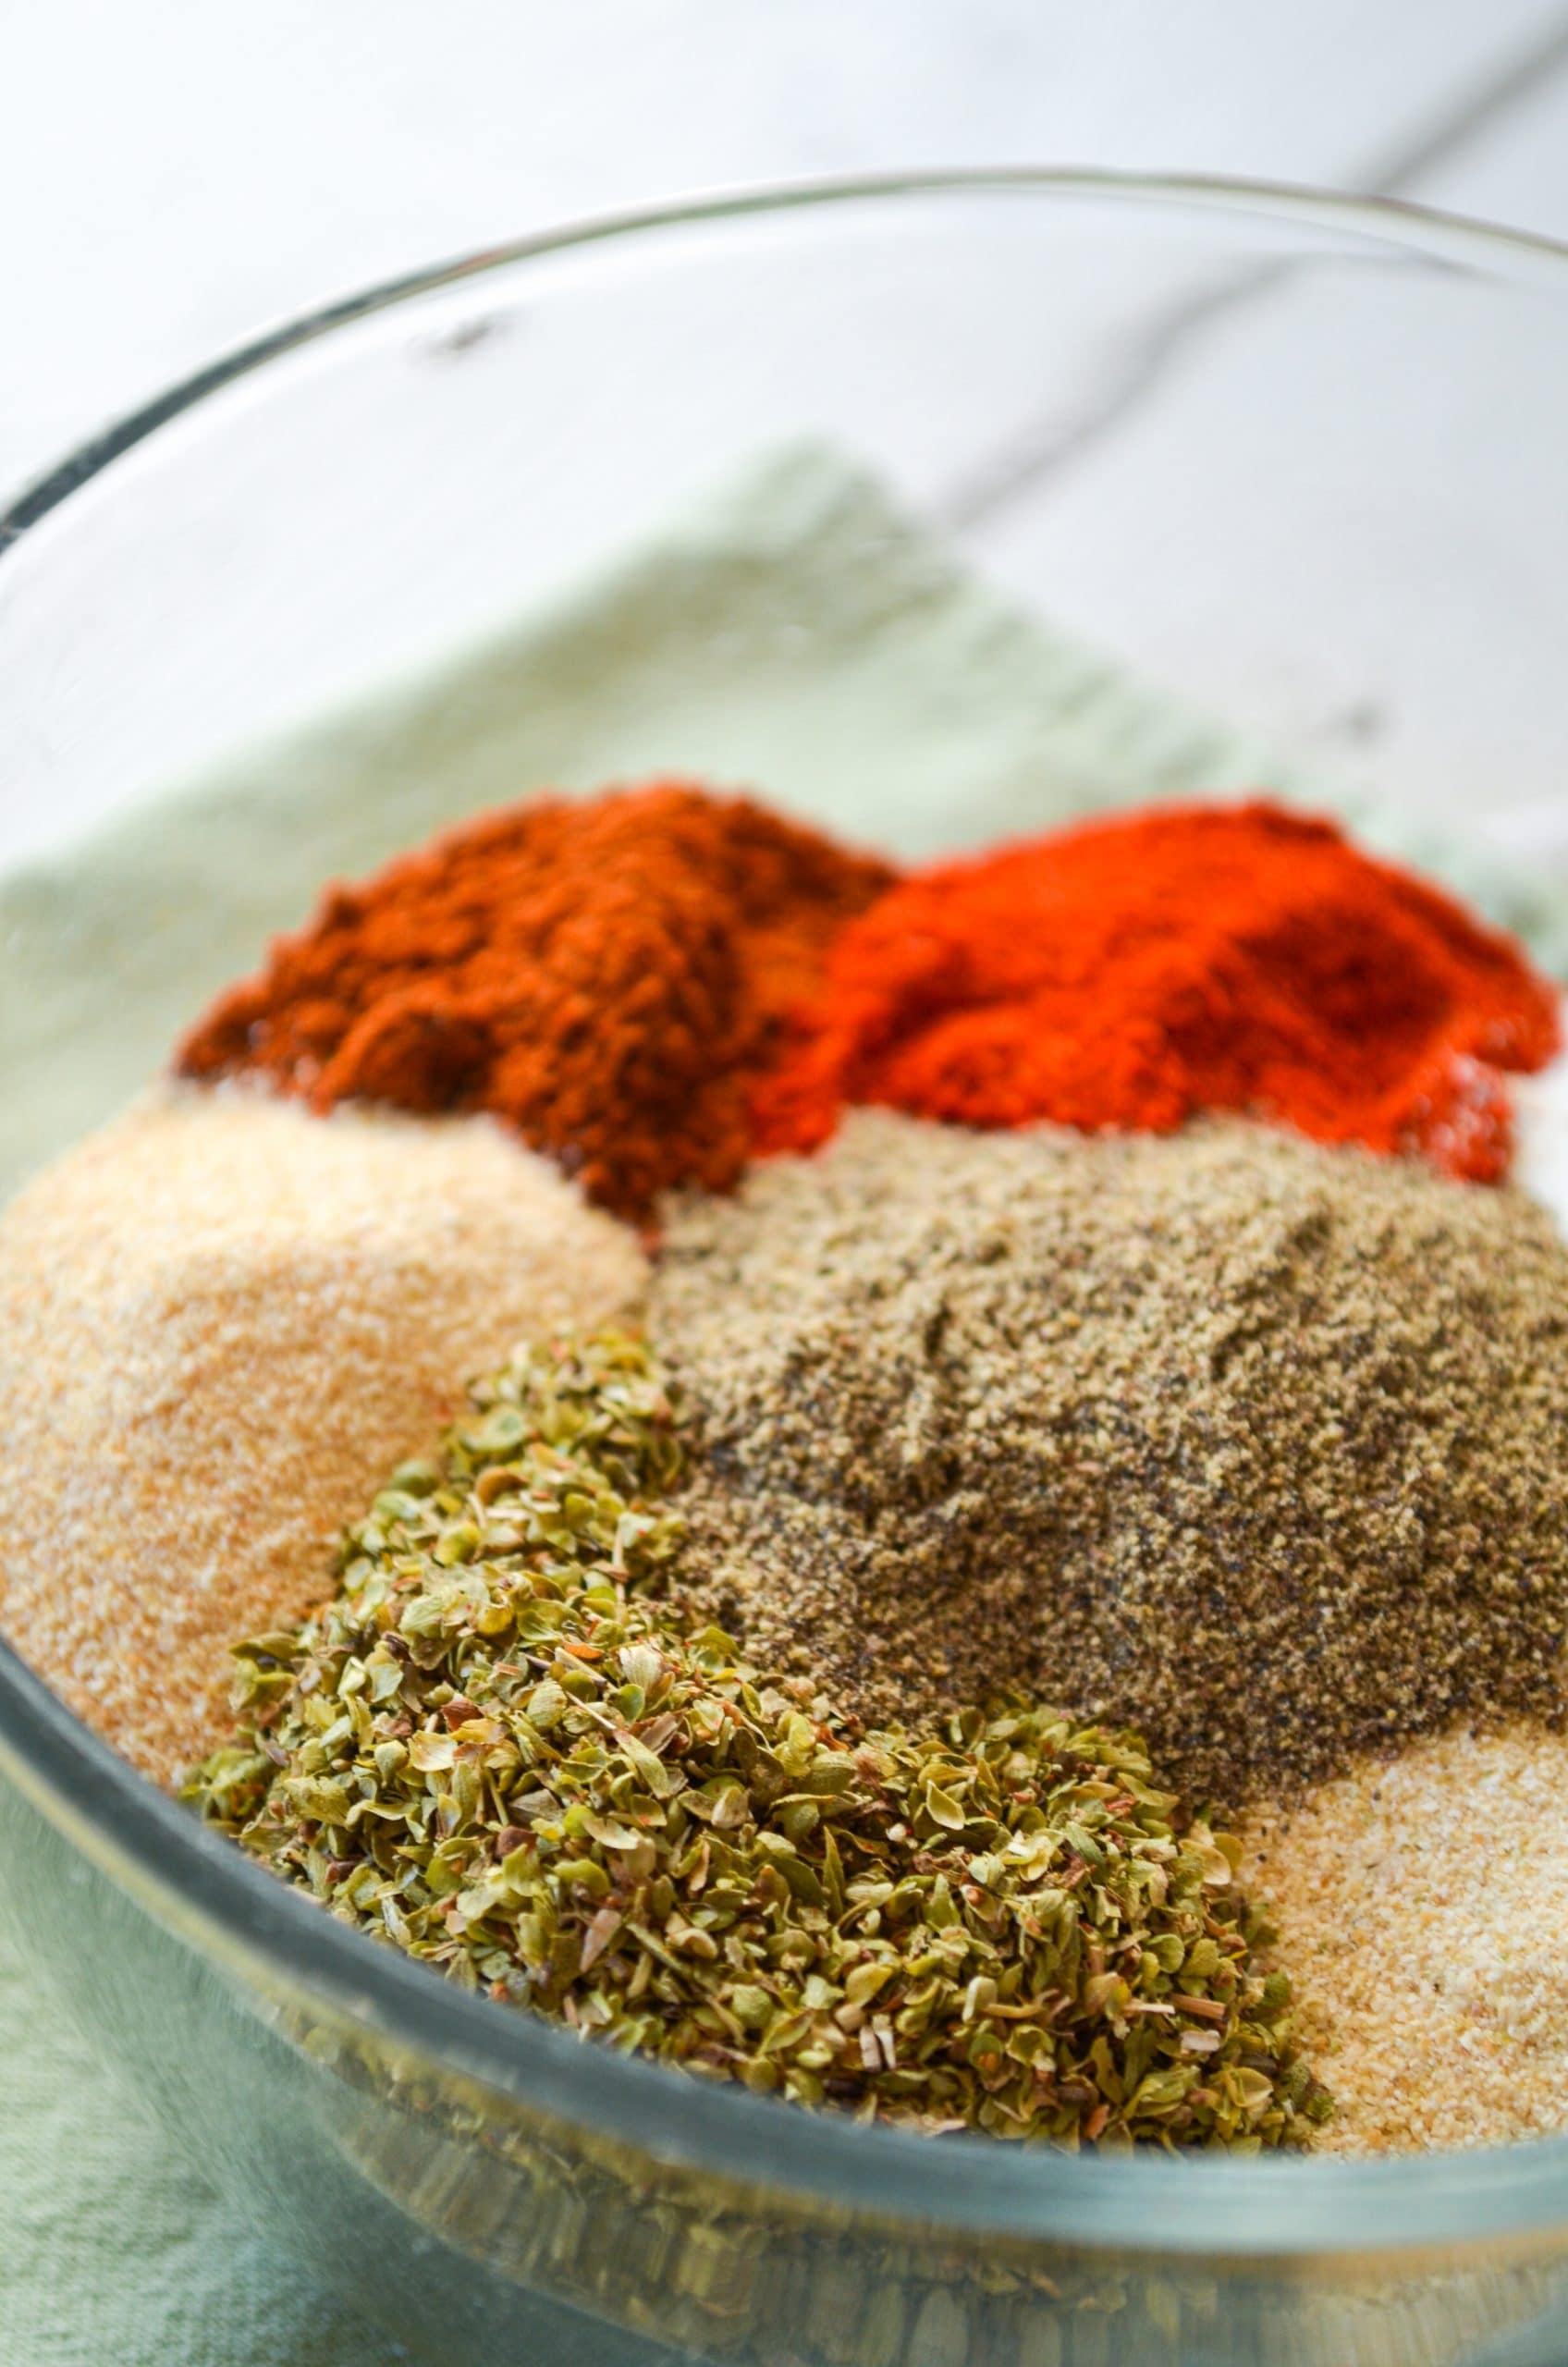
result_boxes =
[9,775,1568,2161]
[191,1331,1329,2150]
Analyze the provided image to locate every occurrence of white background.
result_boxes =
[5,0,1568,503]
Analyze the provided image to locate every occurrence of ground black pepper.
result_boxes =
[650,1113,1568,1805]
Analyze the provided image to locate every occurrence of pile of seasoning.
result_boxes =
[0,1088,646,1778]
[650,1110,1568,1807]
[11,772,1568,2160]
[1240,1723,1568,2153]
[177,782,891,1218]
[190,1330,1329,2149]
[753,801,1560,1185]
[174,786,1559,1205]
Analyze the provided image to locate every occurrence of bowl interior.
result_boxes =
[6,178,1568,2354]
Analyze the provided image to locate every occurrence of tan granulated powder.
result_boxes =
[651,1111,1568,1806]
[1241,1723,1568,2152]
[0,1087,646,1780]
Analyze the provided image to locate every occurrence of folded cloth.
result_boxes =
[0,442,1558,2365]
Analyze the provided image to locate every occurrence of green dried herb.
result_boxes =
[187,1329,1329,2149]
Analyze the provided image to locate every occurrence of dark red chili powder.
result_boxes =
[751,800,1561,1183]
[177,782,893,1217]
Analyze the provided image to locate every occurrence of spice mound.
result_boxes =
[175,785,1562,1214]
[190,1331,1328,2148]
[1240,1723,1568,2154]
[651,1111,1568,1806]
[753,801,1560,1184]
[176,781,892,1218]
[0,1088,646,1779]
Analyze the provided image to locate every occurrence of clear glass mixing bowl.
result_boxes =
[4,172,1568,2367]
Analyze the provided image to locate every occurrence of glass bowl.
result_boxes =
[5,171,1568,2367]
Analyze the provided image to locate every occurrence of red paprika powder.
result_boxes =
[752,801,1560,1183]
[177,782,892,1217]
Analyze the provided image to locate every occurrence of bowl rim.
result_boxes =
[6,162,1568,555]
[6,166,1568,2261]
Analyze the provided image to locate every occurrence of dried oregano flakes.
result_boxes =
[187,1331,1329,2149]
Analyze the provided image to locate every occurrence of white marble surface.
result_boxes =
[5,0,1568,503]
[3,2,1568,873]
